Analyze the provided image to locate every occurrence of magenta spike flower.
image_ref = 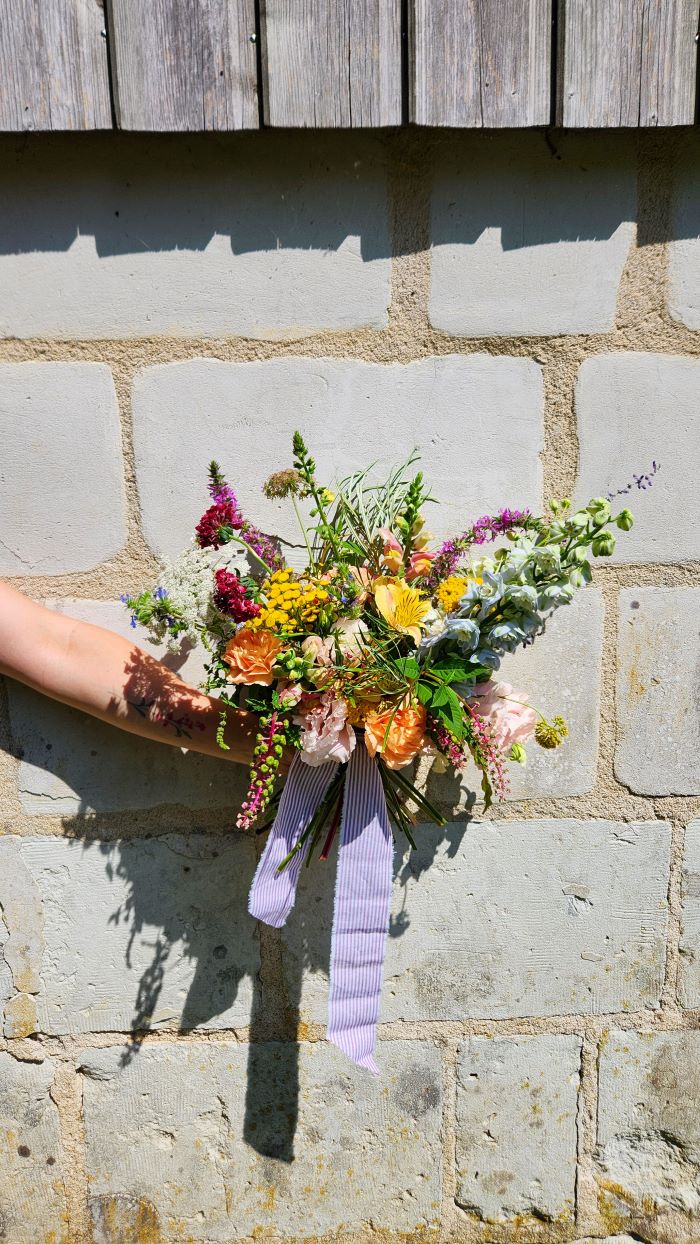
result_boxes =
[240,521,285,573]
[426,508,531,589]
[428,718,469,770]
[464,701,510,801]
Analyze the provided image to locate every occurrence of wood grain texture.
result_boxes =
[260,0,402,127]
[0,0,112,130]
[410,0,553,127]
[558,0,698,127]
[107,0,259,130]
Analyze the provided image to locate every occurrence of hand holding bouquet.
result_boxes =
[124,433,635,1070]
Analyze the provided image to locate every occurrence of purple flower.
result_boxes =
[606,460,660,501]
[427,508,531,589]
[240,521,285,572]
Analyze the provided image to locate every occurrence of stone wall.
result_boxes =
[0,126,699,1244]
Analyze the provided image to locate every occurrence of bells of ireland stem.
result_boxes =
[586,497,611,524]
[592,531,616,557]
[616,508,634,531]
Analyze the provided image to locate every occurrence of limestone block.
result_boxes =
[0,834,259,1034]
[455,1035,580,1222]
[576,353,700,565]
[0,1054,65,1244]
[0,134,391,338]
[132,354,544,560]
[430,134,635,336]
[281,819,670,1022]
[616,588,700,795]
[0,362,125,575]
[80,1040,442,1240]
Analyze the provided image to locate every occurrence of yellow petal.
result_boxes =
[374,582,397,625]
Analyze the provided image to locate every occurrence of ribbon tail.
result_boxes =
[248,754,338,928]
[327,745,393,1074]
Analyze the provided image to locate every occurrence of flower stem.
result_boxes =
[231,534,273,575]
[292,494,315,568]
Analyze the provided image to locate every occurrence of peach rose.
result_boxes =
[223,628,282,686]
[364,703,427,769]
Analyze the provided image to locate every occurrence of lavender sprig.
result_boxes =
[606,460,660,502]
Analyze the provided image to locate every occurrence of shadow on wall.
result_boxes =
[0,131,393,261]
[5,650,470,1162]
[0,128,690,263]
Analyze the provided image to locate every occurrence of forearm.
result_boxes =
[46,622,257,762]
[0,584,257,766]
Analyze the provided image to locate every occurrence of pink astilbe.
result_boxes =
[464,701,510,802]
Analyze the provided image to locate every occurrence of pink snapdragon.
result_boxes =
[378,527,403,574]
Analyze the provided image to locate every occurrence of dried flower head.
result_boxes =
[263,469,302,499]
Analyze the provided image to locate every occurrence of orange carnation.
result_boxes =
[364,703,427,770]
[223,628,282,686]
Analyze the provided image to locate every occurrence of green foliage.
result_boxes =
[216,709,231,751]
[243,686,275,714]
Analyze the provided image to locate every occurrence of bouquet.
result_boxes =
[125,432,634,1070]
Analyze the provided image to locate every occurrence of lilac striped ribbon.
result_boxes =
[327,742,393,1072]
[248,745,393,1073]
[248,753,338,927]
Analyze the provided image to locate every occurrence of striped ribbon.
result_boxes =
[248,745,393,1073]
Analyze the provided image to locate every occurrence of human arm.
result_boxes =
[0,581,261,767]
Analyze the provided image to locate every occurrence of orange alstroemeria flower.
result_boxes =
[405,550,435,582]
[378,527,403,574]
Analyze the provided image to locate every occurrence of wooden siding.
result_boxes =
[0,0,697,131]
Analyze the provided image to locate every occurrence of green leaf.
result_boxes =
[433,695,466,740]
[430,658,472,682]
[393,656,420,679]
[427,659,491,686]
[431,686,451,708]
[244,687,274,714]
[480,766,493,812]
[416,681,433,706]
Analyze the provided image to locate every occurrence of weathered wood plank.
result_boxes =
[410,0,553,127]
[558,0,698,127]
[260,0,402,127]
[106,0,259,130]
[0,0,112,131]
